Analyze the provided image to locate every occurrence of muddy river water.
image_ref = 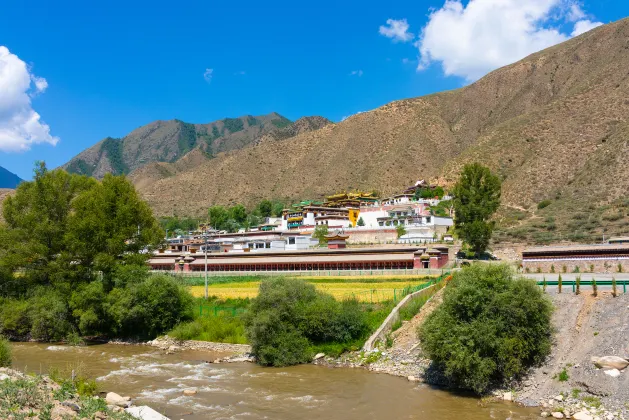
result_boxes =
[11,343,538,419]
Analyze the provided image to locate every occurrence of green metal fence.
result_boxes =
[341,271,451,303]
[536,279,627,293]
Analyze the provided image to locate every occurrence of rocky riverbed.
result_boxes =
[0,367,165,419]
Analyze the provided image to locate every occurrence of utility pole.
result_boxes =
[204,230,209,300]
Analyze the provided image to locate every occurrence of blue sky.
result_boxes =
[0,0,627,180]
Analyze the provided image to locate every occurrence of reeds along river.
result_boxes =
[10,343,538,420]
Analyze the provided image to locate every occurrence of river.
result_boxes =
[10,343,538,419]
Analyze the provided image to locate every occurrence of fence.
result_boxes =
[537,279,627,293]
[154,268,446,278]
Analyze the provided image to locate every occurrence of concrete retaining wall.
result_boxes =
[362,283,439,351]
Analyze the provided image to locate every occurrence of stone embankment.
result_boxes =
[146,336,254,362]
[503,291,629,419]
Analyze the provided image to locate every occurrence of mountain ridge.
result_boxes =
[133,17,629,244]
[0,166,22,189]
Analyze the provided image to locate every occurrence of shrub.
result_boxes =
[618,263,623,273]
[592,278,598,297]
[418,264,553,393]
[575,275,581,295]
[106,275,194,339]
[550,265,555,273]
[537,200,552,210]
[558,274,563,294]
[562,265,567,273]
[244,278,367,367]
[542,276,547,293]
[0,336,11,367]
[28,290,71,342]
[0,299,31,339]
[612,277,618,297]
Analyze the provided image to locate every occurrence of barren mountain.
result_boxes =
[0,166,22,189]
[136,18,629,243]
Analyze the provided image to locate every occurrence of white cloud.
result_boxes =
[409,0,603,82]
[349,70,364,77]
[341,111,365,121]
[203,68,213,83]
[571,19,603,36]
[379,19,414,42]
[0,46,58,153]
[567,3,586,21]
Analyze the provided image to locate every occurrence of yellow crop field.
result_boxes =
[189,280,427,302]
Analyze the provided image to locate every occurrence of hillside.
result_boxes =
[62,113,294,178]
[136,18,629,234]
[0,166,22,189]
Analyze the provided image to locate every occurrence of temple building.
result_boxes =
[148,246,450,273]
[522,243,629,273]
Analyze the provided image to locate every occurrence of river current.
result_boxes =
[10,343,538,419]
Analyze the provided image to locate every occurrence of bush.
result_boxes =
[244,278,367,367]
[0,336,11,367]
[28,290,71,342]
[418,264,553,393]
[0,299,31,339]
[537,200,552,210]
[106,275,194,339]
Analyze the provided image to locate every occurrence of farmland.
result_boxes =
[185,275,433,302]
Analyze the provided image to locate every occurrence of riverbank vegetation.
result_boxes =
[0,336,10,367]
[0,164,193,342]
[0,368,135,420]
[244,278,374,366]
[419,264,553,393]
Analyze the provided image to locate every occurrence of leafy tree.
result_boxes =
[229,204,247,225]
[208,206,229,230]
[312,225,329,245]
[257,200,273,218]
[452,163,501,256]
[271,201,285,217]
[396,224,407,238]
[419,264,553,393]
[357,217,365,227]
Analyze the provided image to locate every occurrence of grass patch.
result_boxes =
[557,368,569,382]
[0,336,11,367]
[582,396,602,408]
[168,314,247,344]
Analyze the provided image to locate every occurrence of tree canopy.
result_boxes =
[452,163,501,255]
[0,163,163,294]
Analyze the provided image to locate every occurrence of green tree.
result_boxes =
[312,225,329,245]
[357,217,365,227]
[257,200,273,218]
[229,204,247,225]
[271,201,285,217]
[396,224,407,238]
[419,264,553,393]
[452,163,501,256]
[208,206,229,230]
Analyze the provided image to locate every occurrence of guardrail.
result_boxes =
[536,279,627,293]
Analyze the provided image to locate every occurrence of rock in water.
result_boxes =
[105,392,131,408]
[183,389,197,395]
[551,412,564,419]
[126,406,170,420]
[502,391,513,401]
[590,356,629,370]
[314,353,325,360]
[573,412,594,420]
